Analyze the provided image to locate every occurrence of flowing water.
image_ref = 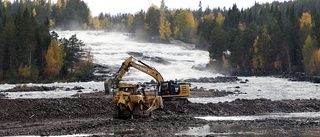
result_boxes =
[58,31,219,82]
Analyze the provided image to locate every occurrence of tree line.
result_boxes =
[199,0,320,76]
[78,0,320,76]
[0,0,93,83]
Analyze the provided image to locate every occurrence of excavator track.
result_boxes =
[112,105,119,119]
[132,104,141,119]
[164,98,189,106]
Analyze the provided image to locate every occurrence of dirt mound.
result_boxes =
[0,98,112,123]
[1,85,58,92]
[1,94,320,136]
[164,98,320,116]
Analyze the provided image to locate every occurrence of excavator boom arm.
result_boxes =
[130,62,164,83]
[112,56,133,87]
[111,56,164,88]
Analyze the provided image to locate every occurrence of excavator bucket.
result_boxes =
[104,78,114,95]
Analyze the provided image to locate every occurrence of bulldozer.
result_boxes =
[105,56,190,119]
[112,83,163,119]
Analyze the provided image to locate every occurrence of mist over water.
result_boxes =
[56,30,221,83]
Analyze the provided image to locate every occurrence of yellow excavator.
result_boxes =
[105,56,191,119]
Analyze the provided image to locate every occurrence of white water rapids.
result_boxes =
[58,31,219,82]
[1,30,320,103]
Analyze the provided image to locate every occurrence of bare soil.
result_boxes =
[1,90,320,136]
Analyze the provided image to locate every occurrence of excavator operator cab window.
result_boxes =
[160,82,181,95]
[160,83,170,95]
[120,87,135,94]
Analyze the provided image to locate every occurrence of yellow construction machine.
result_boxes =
[112,83,163,119]
[105,56,191,119]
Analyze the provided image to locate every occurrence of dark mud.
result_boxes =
[189,89,240,98]
[183,76,241,83]
[278,72,320,83]
[0,85,86,93]
[0,85,60,92]
[1,91,320,136]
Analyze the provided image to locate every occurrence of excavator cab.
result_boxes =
[159,81,190,98]
[159,81,177,95]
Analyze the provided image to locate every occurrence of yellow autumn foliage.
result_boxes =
[173,10,195,41]
[300,12,312,29]
[159,18,172,40]
[45,39,65,75]
[201,13,215,21]
[32,8,36,17]
[310,49,320,75]
[216,12,225,26]
[93,17,101,30]
[18,65,30,79]
[252,36,263,70]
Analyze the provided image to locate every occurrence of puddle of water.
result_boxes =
[176,124,262,136]
[177,124,320,137]
[196,112,320,121]
[177,112,320,136]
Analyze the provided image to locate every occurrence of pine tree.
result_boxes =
[223,4,240,30]
[145,5,161,37]
[34,18,51,79]
[285,4,302,72]
[242,23,257,72]
[61,34,85,72]
[3,20,18,80]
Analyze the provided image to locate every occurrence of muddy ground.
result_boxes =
[1,89,320,136]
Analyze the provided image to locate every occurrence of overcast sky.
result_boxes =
[51,0,287,16]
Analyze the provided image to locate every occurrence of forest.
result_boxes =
[0,0,93,83]
[1,0,320,83]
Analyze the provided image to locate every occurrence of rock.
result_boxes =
[1,85,57,92]
[140,56,171,65]
[0,92,7,99]
[127,51,143,57]
[183,76,240,83]
[72,86,85,90]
